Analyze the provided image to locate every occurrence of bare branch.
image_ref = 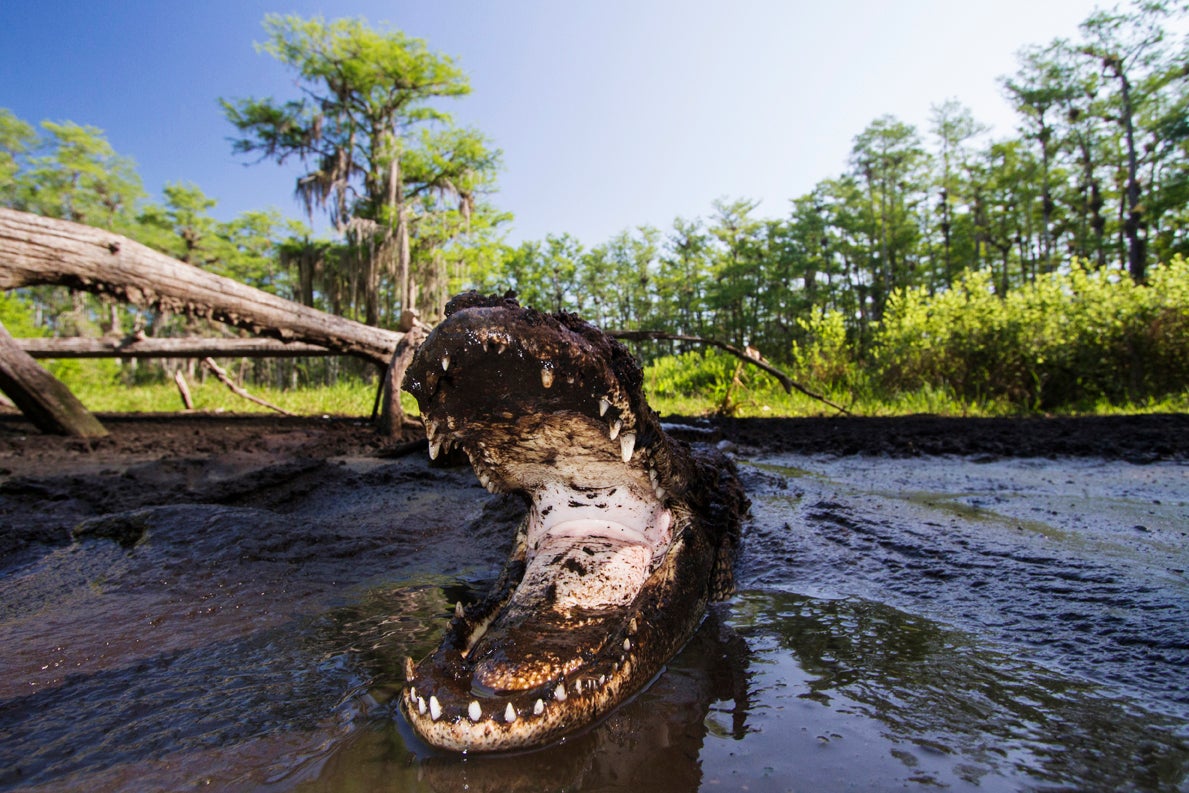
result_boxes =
[609,330,851,415]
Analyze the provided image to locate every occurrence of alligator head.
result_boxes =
[400,292,745,752]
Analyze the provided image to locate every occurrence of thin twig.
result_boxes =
[610,330,850,415]
[201,357,295,416]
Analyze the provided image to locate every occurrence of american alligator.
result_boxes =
[400,292,746,752]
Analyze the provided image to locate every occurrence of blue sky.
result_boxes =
[0,1,1106,247]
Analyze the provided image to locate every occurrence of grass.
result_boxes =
[49,359,1187,420]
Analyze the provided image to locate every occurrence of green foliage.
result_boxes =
[874,256,1189,409]
[0,292,44,338]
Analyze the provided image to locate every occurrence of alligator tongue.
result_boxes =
[469,532,649,694]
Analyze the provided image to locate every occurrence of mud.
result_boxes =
[0,412,1186,792]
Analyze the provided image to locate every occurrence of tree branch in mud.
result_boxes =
[609,330,851,415]
[201,357,294,416]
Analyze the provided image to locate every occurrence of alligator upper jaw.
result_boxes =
[399,297,701,752]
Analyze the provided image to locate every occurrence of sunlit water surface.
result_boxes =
[1,453,1185,792]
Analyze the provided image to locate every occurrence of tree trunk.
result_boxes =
[0,209,404,366]
[0,319,108,437]
[16,336,336,359]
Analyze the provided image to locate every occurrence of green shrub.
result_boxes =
[873,256,1189,410]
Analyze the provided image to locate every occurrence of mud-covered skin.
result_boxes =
[400,292,746,752]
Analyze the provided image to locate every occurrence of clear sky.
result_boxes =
[0,0,1107,247]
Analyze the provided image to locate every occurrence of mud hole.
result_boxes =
[0,413,1186,792]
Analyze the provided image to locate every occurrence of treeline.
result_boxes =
[481,1,1188,368]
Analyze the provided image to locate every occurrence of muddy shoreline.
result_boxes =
[1,411,1186,791]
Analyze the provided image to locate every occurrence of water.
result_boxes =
[1,452,1186,791]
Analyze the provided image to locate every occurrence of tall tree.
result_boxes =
[1079,0,1185,281]
[929,99,988,282]
[848,116,928,320]
[222,14,500,324]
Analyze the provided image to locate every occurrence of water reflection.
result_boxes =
[298,585,1188,793]
[295,586,751,793]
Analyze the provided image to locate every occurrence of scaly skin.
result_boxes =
[400,292,745,752]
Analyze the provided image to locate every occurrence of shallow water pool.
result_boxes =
[1,452,1185,791]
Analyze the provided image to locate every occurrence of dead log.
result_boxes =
[376,324,427,437]
[0,320,108,437]
[17,335,335,359]
[0,208,402,366]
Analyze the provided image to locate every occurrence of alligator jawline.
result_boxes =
[399,293,729,753]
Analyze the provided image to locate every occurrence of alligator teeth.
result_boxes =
[405,657,417,679]
[428,439,442,460]
[417,696,427,715]
[598,397,611,416]
[425,420,439,442]
[429,696,442,721]
[620,433,636,463]
[609,419,622,441]
[554,683,567,702]
[599,674,606,686]
[623,637,632,652]
[541,366,554,389]
[504,702,517,723]
[534,698,545,716]
[455,601,465,620]
[441,353,450,372]
[655,486,667,500]
[628,617,638,635]
[468,700,482,722]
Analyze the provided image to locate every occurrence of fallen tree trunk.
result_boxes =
[0,209,402,367]
[0,320,108,437]
[17,335,335,359]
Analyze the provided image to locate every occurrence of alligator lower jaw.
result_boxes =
[400,444,702,753]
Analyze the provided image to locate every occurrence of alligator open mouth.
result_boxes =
[400,292,745,752]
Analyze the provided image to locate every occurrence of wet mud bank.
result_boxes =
[0,413,1186,791]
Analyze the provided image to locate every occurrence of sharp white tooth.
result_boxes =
[425,420,439,442]
[620,433,636,463]
[441,353,450,372]
[599,674,606,686]
[574,680,583,695]
[504,702,517,723]
[417,696,427,715]
[554,683,567,702]
[624,638,632,652]
[598,397,611,416]
[541,367,554,389]
[609,419,622,441]
[468,700,482,722]
[429,696,442,721]
[455,601,465,620]
[405,657,416,679]
[628,618,638,635]
[655,486,667,500]
[533,698,545,716]
[428,439,442,460]
[478,471,491,489]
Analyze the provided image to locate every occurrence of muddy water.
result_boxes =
[1,451,1186,792]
